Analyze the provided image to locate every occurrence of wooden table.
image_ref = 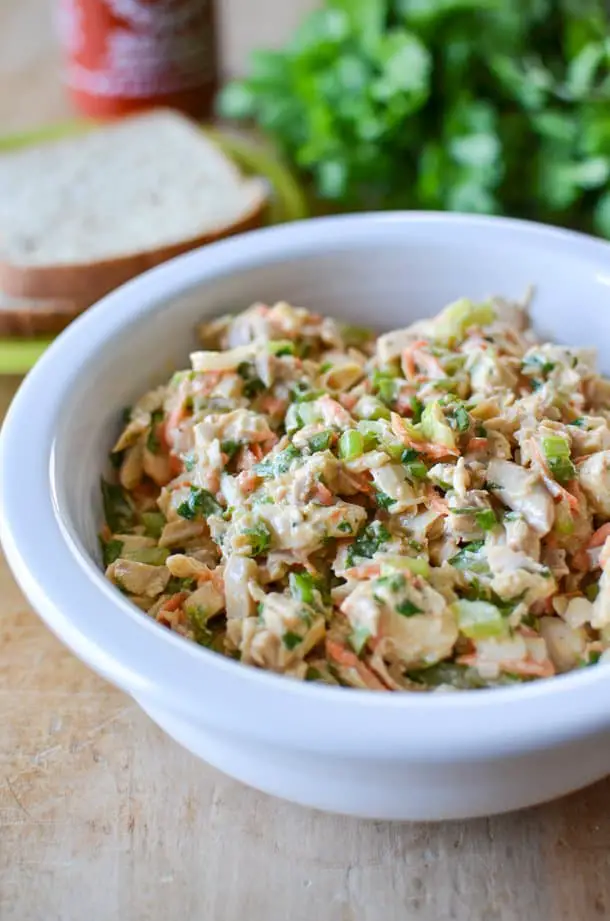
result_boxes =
[1,3,610,920]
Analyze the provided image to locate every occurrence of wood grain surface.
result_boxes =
[1,3,610,920]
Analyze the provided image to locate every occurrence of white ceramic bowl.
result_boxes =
[3,213,610,821]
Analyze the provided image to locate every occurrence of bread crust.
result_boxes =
[0,191,267,303]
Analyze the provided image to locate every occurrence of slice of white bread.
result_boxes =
[0,292,85,336]
[0,109,268,303]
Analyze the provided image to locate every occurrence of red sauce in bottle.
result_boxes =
[58,0,218,119]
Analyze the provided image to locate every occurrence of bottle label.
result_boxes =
[59,0,215,99]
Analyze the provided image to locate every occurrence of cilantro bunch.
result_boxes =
[219,0,610,235]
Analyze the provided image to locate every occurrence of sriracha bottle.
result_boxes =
[58,0,219,119]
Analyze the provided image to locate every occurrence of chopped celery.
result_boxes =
[268,339,296,356]
[339,323,374,347]
[541,435,576,483]
[354,395,391,421]
[308,430,333,453]
[420,401,457,450]
[142,511,166,539]
[380,556,430,578]
[554,501,575,535]
[453,599,506,639]
[433,299,495,344]
[349,625,372,656]
[123,547,169,565]
[475,509,497,531]
[289,570,316,604]
[339,429,364,460]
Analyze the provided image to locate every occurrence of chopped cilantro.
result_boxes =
[100,537,123,567]
[237,361,266,398]
[177,486,223,520]
[282,631,302,650]
[522,355,556,377]
[376,573,405,593]
[146,410,164,454]
[101,479,136,533]
[346,521,390,567]
[243,522,272,556]
[289,570,316,604]
[450,402,470,433]
[183,452,197,472]
[337,520,353,533]
[306,666,323,681]
[449,541,487,572]
[254,444,300,477]
[569,418,586,428]
[396,599,422,617]
[410,396,424,423]
[375,490,395,510]
[221,440,240,459]
[401,448,420,463]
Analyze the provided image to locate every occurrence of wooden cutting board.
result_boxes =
[2,2,610,920]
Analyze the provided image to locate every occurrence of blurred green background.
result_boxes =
[221,0,610,236]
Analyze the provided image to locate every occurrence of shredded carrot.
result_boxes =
[391,413,460,459]
[344,563,381,580]
[132,481,158,501]
[401,339,428,379]
[587,522,610,550]
[259,395,287,416]
[338,392,359,411]
[169,453,183,477]
[237,470,258,494]
[314,482,334,506]
[530,440,580,513]
[466,437,489,453]
[325,638,388,690]
[161,592,188,613]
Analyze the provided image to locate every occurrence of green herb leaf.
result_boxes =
[283,631,303,650]
[396,599,422,617]
[101,479,136,533]
[100,538,123,568]
[347,521,390,567]
[177,486,223,520]
[243,522,272,557]
[254,444,301,477]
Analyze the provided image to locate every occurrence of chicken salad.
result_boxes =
[100,297,610,691]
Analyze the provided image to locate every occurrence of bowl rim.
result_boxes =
[3,210,610,758]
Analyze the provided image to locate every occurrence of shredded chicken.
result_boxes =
[100,296,610,690]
